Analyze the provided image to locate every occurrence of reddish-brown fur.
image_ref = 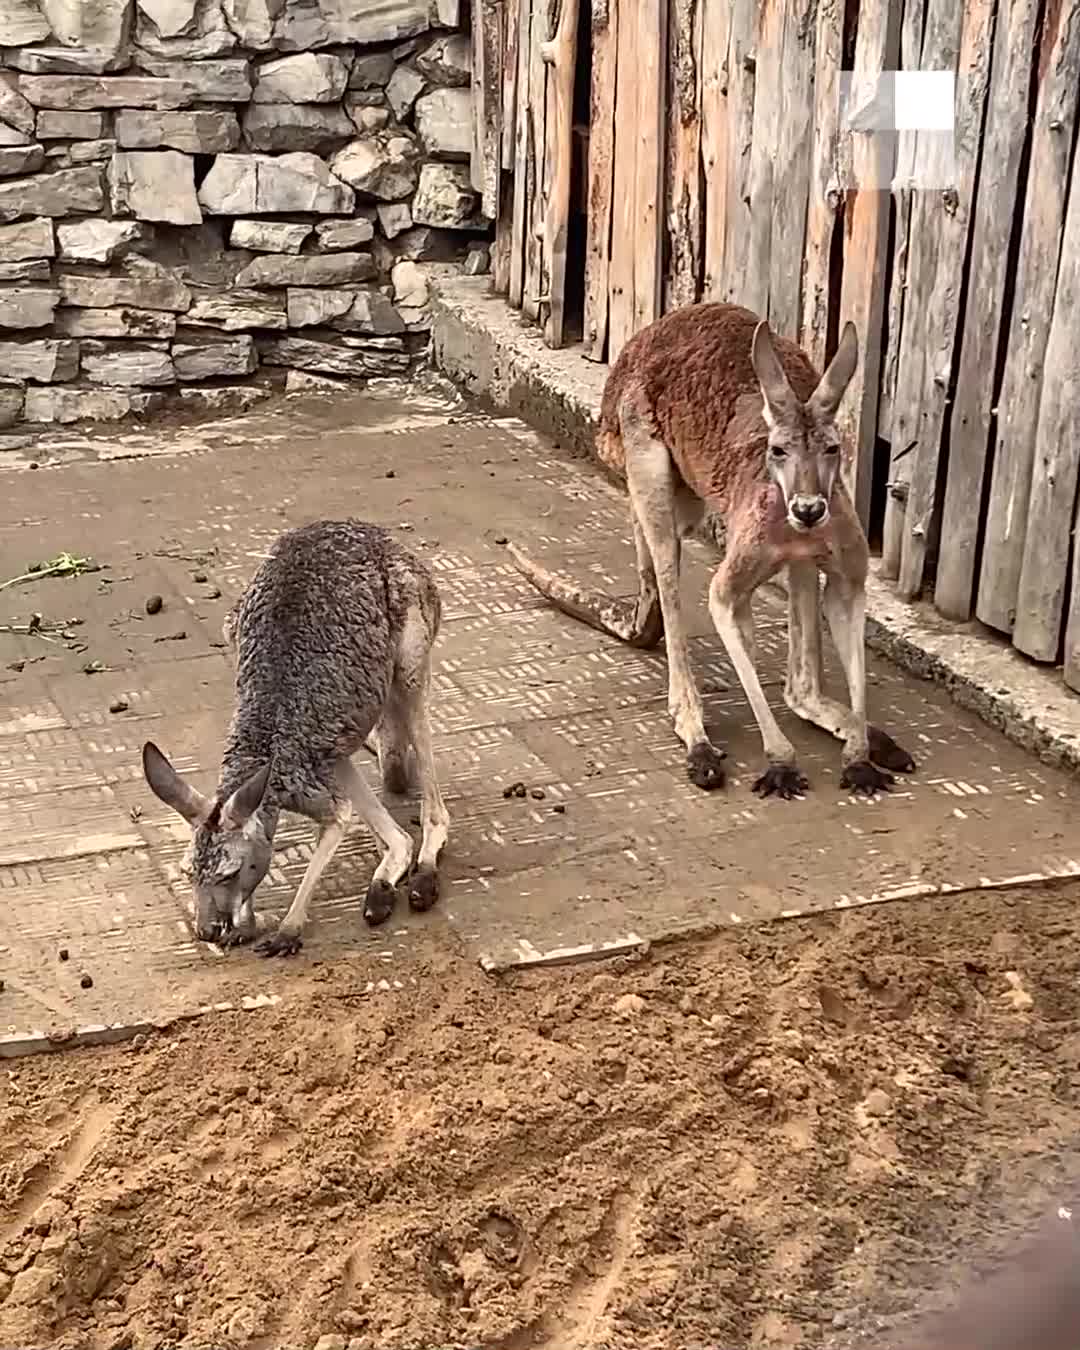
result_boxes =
[598,303,820,511]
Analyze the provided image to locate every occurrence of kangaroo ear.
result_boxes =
[143,741,213,827]
[751,320,798,428]
[809,321,859,419]
[219,761,272,830]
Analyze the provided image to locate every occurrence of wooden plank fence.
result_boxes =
[470,0,1080,695]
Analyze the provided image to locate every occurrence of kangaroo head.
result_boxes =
[142,741,273,944]
[751,319,858,532]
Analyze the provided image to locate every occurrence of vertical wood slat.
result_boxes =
[717,0,758,303]
[541,0,581,347]
[501,0,520,172]
[933,0,1042,620]
[977,0,1080,634]
[508,0,531,308]
[882,0,975,590]
[522,0,549,321]
[492,177,513,293]
[896,0,996,601]
[1012,149,1080,660]
[632,0,668,335]
[664,0,703,311]
[1064,488,1080,690]
[743,0,782,316]
[699,0,730,304]
[470,0,503,221]
[878,0,927,576]
[836,0,903,527]
[583,0,617,361]
[800,0,843,367]
[768,0,816,338]
[607,0,638,360]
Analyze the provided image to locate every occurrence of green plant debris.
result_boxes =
[0,553,102,593]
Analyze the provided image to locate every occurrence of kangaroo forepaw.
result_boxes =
[363,878,397,926]
[752,763,809,800]
[407,865,440,912]
[256,929,303,958]
[868,725,916,774]
[686,741,726,791]
[841,759,894,796]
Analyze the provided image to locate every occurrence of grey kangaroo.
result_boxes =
[142,519,450,958]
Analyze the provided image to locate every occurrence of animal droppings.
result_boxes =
[145,594,163,615]
[58,948,69,961]
[80,974,93,989]
[109,697,129,714]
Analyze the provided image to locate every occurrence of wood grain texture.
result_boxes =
[768,0,816,338]
[664,0,703,311]
[743,0,782,316]
[878,0,927,577]
[470,0,502,220]
[836,0,902,527]
[1013,149,1080,660]
[632,0,667,336]
[508,0,532,308]
[717,0,758,303]
[522,0,549,322]
[501,0,520,171]
[800,0,842,366]
[608,0,638,360]
[1064,491,1080,689]
[934,0,1042,620]
[583,0,617,361]
[541,0,580,347]
[977,0,1080,634]
[699,0,730,302]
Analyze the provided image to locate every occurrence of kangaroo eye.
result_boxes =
[824,443,840,456]
[770,446,787,459]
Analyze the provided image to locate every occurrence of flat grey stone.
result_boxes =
[178,382,270,413]
[413,87,471,160]
[54,306,177,339]
[198,152,354,215]
[135,0,237,60]
[0,78,37,136]
[221,0,279,50]
[57,219,150,265]
[2,46,129,75]
[0,260,51,282]
[35,112,108,140]
[38,0,133,63]
[43,139,117,168]
[377,201,413,239]
[0,218,55,261]
[58,264,191,312]
[81,339,176,386]
[185,289,286,331]
[271,0,430,51]
[416,33,471,87]
[18,76,203,111]
[258,334,409,377]
[132,56,252,102]
[0,144,45,178]
[0,167,104,222]
[329,133,420,202]
[115,109,241,154]
[0,0,52,45]
[241,102,354,155]
[0,339,80,383]
[108,150,202,226]
[235,252,376,288]
[286,286,404,334]
[386,64,425,121]
[230,220,312,254]
[411,162,486,230]
[251,52,349,104]
[0,385,23,426]
[24,385,165,422]
[312,218,374,252]
[349,52,396,90]
[172,331,258,380]
[0,288,60,329]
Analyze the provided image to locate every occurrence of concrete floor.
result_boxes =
[1,377,1077,1052]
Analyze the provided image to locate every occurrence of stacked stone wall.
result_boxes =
[0,0,490,426]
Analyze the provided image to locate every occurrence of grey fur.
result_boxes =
[143,519,450,957]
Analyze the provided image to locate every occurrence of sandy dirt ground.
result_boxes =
[2,881,1079,1350]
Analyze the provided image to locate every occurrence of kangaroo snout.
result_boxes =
[789,495,829,529]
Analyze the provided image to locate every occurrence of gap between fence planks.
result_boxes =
[541,0,581,347]
[879,0,928,574]
[664,0,704,311]
[836,0,901,528]
[977,0,1080,636]
[1012,146,1080,662]
[800,0,843,369]
[583,0,617,360]
[933,0,1042,621]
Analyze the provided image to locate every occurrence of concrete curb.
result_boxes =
[431,276,1080,777]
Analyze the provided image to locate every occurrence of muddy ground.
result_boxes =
[2,881,1079,1350]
